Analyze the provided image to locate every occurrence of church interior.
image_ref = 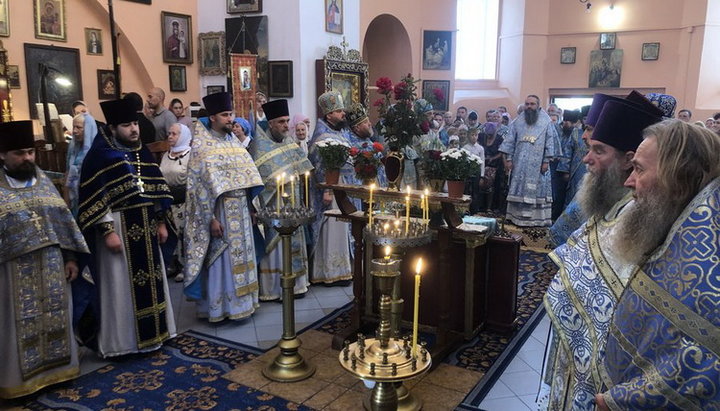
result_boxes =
[1,0,719,410]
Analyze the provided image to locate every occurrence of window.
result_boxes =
[455,0,500,80]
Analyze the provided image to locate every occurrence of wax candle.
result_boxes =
[424,188,430,225]
[281,172,286,199]
[420,194,426,222]
[384,245,391,260]
[304,171,310,208]
[394,219,400,235]
[276,175,281,210]
[383,222,389,235]
[405,195,410,234]
[412,257,423,357]
[369,183,376,226]
[290,175,296,207]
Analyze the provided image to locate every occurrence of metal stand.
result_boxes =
[257,206,316,382]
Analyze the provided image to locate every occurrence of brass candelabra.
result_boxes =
[257,205,316,382]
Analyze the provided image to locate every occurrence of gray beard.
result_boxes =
[612,187,685,265]
[525,108,539,125]
[270,130,288,143]
[577,161,629,219]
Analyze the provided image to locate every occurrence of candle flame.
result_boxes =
[424,188,429,196]
[383,223,389,230]
[282,172,287,178]
[290,175,294,181]
[406,185,411,195]
[394,220,400,227]
[276,176,281,182]
[415,258,423,275]
[305,171,310,176]
[370,183,376,190]
[385,246,391,257]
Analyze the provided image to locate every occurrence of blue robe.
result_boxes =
[601,178,720,410]
[499,110,557,227]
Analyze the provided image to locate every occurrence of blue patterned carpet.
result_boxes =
[19,332,312,410]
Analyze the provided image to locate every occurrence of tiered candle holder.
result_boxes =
[338,224,432,410]
[257,205,316,382]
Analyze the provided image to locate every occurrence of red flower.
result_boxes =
[432,88,445,102]
[373,98,385,107]
[363,151,373,159]
[393,82,408,100]
[373,142,384,152]
[349,147,359,157]
[364,165,375,174]
[420,120,430,134]
[375,77,393,95]
[429,150,442,160]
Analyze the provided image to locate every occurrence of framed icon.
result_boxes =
[641,42,660,61]
[325,0,342,34]
[161,11,192,64]
[8,65,20,89]
[421,80,450,112]
[560,47,576,64]
[97,69,116,100]
[206,85,225,94]
[0,0,10,37]
[227,0,262,14]
[34,0,66,42]
[85,28,103,55]
[268,60,293,97]
[169,65,187,92]
[599,32,616,50]
[423,30,452,70]
[198,31,226,76]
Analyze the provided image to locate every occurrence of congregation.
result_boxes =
[2,77,720,409]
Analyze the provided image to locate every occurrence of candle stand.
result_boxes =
[338,222,432,411]
[257,205,316,382]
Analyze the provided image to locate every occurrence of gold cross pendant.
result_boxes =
[137,178,145,193]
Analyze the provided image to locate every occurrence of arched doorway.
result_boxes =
[362,14,412,123]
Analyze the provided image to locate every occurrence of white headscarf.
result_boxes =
[170,123,192,153]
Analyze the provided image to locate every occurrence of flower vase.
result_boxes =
[325,169,340,185]
[446,180,465,198]
[384,150,404,191]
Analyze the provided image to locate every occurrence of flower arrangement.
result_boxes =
[423,87,445,113]
[439,148,484,181]
[374,74,424,150]
[316,139,350,170]
[350,141,385,180]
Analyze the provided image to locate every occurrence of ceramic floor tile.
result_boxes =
[254,300,284,313]
[251,309,285,327]
[519,335,545,352]
[519,394,540,410]
[254,324,284,342]
[215,323,258,343]
[479,395,532,411]
[293,296,322,310]
[316,295,352,309]
[295,308,327,324]
[257,340,277,350]
[517,349,545,373]
[483,379,516,400]
[499,369,541,396]
[310,285,349,298]
[502,355,535,375]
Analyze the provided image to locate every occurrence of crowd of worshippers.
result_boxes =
[2,85,720,405]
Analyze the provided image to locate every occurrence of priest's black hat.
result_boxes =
[203,92,233,116]
[585,93,625,127]
[591,100,662,153]
[100,99,138,126]
[262,99,289,121]
[563,110,580,123]
[0,120,34,152]
[625,90,665,118]
[580,105,591,119]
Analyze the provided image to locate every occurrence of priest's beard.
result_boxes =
[613,186,686,265]
[525,108,539,125]
[577,161,629,219]
[4,161,37,181]
[328,118,347,131]
[269,129,288,143]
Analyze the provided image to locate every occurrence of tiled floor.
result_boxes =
[78,280,354,375]
[478,313,551,411]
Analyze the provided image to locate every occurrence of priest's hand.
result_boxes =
[210,218,224,238]
[505,160,513,174]
[157,222,168,244]
[64,260,79,281]
[541,162,549,174]
[595,393,610,411]
[105,232,123,253]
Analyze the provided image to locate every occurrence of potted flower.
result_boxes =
[350,141,384,185]
[316,139,350,184]
[439,148,484,198]
[374,74,424,150]
[422,149,444,192]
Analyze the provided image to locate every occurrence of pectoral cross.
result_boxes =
[136,178,145,193]
[29,211,43,232]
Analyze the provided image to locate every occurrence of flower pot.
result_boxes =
[325,169,340,185]
[447,180,465,198]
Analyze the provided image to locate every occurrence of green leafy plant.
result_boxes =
[439,148,483,181]
[315,139,350,170]
[374,74,424,150]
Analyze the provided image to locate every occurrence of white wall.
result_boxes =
[196,0,360,124]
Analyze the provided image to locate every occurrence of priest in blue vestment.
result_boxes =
[0,121,89,398]
[597,120,720,410]
[184,92,264,321]
[78,99,176,358]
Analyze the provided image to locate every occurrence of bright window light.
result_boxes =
[552,97,594,111]
[456,0,499,80]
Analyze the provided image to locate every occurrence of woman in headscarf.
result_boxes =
[232,117,252,148]
[64,113,97,217]
[291,113,310,155]
[159,123,192,282]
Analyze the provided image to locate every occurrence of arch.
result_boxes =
[362,14,412,122]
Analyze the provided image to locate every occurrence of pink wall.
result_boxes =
[360,0,719,119]
[4,0,199,122]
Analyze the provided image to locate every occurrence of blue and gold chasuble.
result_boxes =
[78,128,173,349]
[602,178,720,410]
[183,121,263,310]
[0,167,88,397]
[541,193,633,410]
[249,123,314,300]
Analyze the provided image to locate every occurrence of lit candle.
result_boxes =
[420,194,426,222]
[384,245,391,260]
[368,183,376,226]
[424,188,430,225]
[412,257,423,357]
[281,172,287,199]
[394,219,400,236]
[290,175,296,207]
[405,195,410,234]
[305,171,310,208]
[383,222,389,235]
[276,175,281,210]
